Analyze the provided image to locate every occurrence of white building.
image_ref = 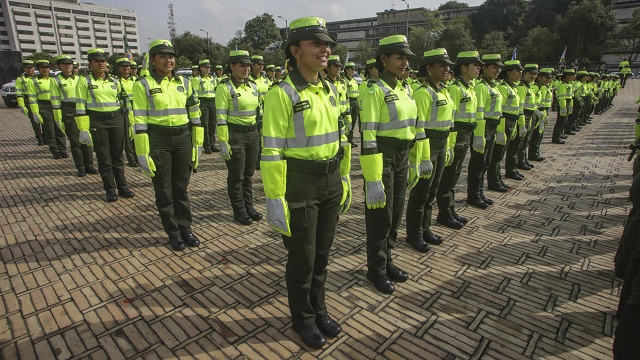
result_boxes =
[0,0,139,66]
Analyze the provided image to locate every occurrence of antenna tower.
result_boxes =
[168,4,177,40]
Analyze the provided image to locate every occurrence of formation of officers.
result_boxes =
[15,16,624,350]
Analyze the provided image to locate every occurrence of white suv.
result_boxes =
[1,80,17,108]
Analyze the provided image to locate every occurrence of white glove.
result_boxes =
[137,154,156,177]
[419,159,433,178]
[33,113,43,124]
[495,131,506,145]
[220,141,232,160]
[266,197,291,236]
[445,147,454,167]
[518,124,527,138]
[20,106,29,116]
[79,130,93,146]
[472,135,485,153]
[364,180,386,209]
[559,108,568,117]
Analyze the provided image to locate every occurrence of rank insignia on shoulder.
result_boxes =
[329,96,337,107]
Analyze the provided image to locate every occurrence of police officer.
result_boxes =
[360,35,416,294]
[115,57,139,167]
[249,55,270,98]
[325,55,352,146]
[515,63,538,171]
[406,48,455,251]
[76,48,135,202]
[467,54,505,208]
[16,60,44,145]
[261,16,349,349]
[436,51,483,229]
[51,55,97,177]
[190,65,199,79]
[344,62,360,148]
[528,67,554,162]
[193,59,218,153]
[552,69,575,144]
[26,59,68,159]
[132,39,203,251]
[620,58,631,88]
[490,60,523,189]
[73,62,80,76]
[274,66,283,79]
[130,61,138,77]
[214,64,224,79]
[359,59,378,106]
[216,50,262,225]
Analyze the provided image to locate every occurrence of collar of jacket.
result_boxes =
[288,69,330,93]
[150,69,179,84]
[380,72,398,90]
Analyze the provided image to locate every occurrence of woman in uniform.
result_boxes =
[132,39,203,251]
[216,50,262,226]
[360,35,417,295]
[261,17,350,349]
[76,48,134,202]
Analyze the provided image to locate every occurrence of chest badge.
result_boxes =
[329,96,337,107]
[177,86,185,92]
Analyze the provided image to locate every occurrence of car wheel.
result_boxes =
[4,99,17,108]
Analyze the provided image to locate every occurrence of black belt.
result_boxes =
[425,129,450,139]
[377,136,414,151]
[87,109,120,118]
[484,118,501,126]
[61,102,75,108]
[540,107,549,111]
[503,113,519,121]
[148,123,190,135]
[285,155,339,174]
[227,122,257,133]
[524,109,534,116]
[37,100,52,105]
[199,97,215,105]
[454,122,477,131]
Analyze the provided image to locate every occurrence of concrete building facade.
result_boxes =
[0,0,139,66]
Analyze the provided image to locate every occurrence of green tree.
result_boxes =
[407,10,444,68]
[438,1,468,10]
[175,56,192,69]
[556,0,617,62]
[172,31,208,64]
[332,44,349,64]
[469,0,528,44]
[243,13,281,51]
[354,40,372,68]
[228,30,252,52]
[480,30,509,57]
[436,22,476,58]
[517,26,560,62]
[25,52,56,64]
[525,0,573,30]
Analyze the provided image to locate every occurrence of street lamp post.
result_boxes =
[277,15,289,40]
[401,0,410,37]
[200,29,210,54]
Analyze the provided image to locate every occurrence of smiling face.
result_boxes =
[24,65,35,76]
[327,63,341,78]
[153,53,175,76]
[90,59,106,75]
[290,39,331,72]
[118,64,130,77]
[59,62,73,76]
[230,62,251,80]
[523,71,537,83]
[462,63,481,80]
[381,53,408,78]
[483,64,502,80]
[427,62,450,83]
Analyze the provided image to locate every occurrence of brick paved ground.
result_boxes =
[0,81,636,360]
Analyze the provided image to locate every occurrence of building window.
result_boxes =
[37,23,53,28]
[58,25,72,30]
[0,22,5,27]
[0,40,10,45]
[90,12,105,17]
[95,35,107,40]
[61,41,73,46]
[77,26,90,31]
[80,43,92,47]
[72,10,88,15]
[21,39,34,44]
[13,10,30,16]
[60,33,73,38]
[94,28,106,33]
[126,31,137,36]
[42,41,56,45]
[0,31,7,36]
[63,50,75,55]
[54,7,71,13]
[75,17,88,23]
[94,19,105,24]
[32,4,50,10]
[78,35,90,39]
[17,29,32,35]
[57,15,70,21]
[15,20,32,26]
[39,31,54,36]
[122,16,136,21]
[130,45,138,50]
[111,30,122,34]
[35,12,51,19]
[9,1,30,8]
[112,45,123,49]
[107,14,120,19]
[96,43,108,48]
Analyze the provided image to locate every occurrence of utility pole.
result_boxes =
[167,4,177,41]
[401,0,410,37]
[200,29,210,54]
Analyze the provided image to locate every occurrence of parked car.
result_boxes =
[1,80,17,108]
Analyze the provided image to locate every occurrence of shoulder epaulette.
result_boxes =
[367,78,377,88]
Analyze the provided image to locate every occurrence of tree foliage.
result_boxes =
[616,8,640,64]
[438,1,468,10]
[25,52,55,64]
[436,21,476,58]
[332,44,349,64]
[407,11,444,69]
[469,0,528,44]
[479,30,509,57]
[243,13,282,51]
[517,26,559,63]
[556,0,618,62]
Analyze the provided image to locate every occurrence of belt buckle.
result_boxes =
[314,160,329,174]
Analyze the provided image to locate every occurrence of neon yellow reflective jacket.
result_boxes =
[474,78,503,121]
[413,80,454,132]
[51,73,79,109]
[75,73,121,115]
[192,75,217,99]
[448,78,477,123]
[498,80,521,117]
[215,77,259,126]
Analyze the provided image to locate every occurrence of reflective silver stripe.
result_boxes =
[377,119,416,131]
[134,123,148,131]
[50,96,61,100]
[75,96,87,115]
[228,110,256,117]
[139,78,157,111]
[263,136,286,148]
[85,75,119,108]
[146,109,188,116]
[423,86,452,129]
[133,109,148,116]
[485,111,501,117]
[216,109,227,115]
[191,117,201,125]
[218,119,227,125]
[362,122,378,131]
[455,113,475,120]
[415,131,426,140]
[226,82,240,112]
[53,76,69,103]
[503,105,519,112]
[261,154,282,161]
[477,106,485,112]
[373,80,417,132]
[363,140,378,149]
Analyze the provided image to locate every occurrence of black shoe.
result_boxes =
[560,134,568,139]
[366,273,395,294]
[86,167,99,174]
[451,210,468,224]
[204,148,213,154]
[37,139,45,146]
[234,212,253,225]
[387,266,409,283]
[505,172,524,181]
[406,237,431,253]
[246,207,263,221]
[552,139,566,144]
[77,170,86,177]
[106,191,118,202]
[525,161,534,168]
[293,324,326,349]
[315,316,342,338]
[169,235,186,251]
[127,160,139,167]
[351,142,358,148]
[423,231,443,245]
[61,152,70,159]
[466,196,489,209]
[518,163,531,171]
[500,181,512,190]
[437,214,463,229]
[182,232,200,247]
[211,146,220,153]
[480,193,494,205]
[566,131,576,135]
[53,154,62,159]
[529,155,545,162]
[118,188,135,198]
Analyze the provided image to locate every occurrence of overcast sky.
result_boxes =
[86,0,484,49]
